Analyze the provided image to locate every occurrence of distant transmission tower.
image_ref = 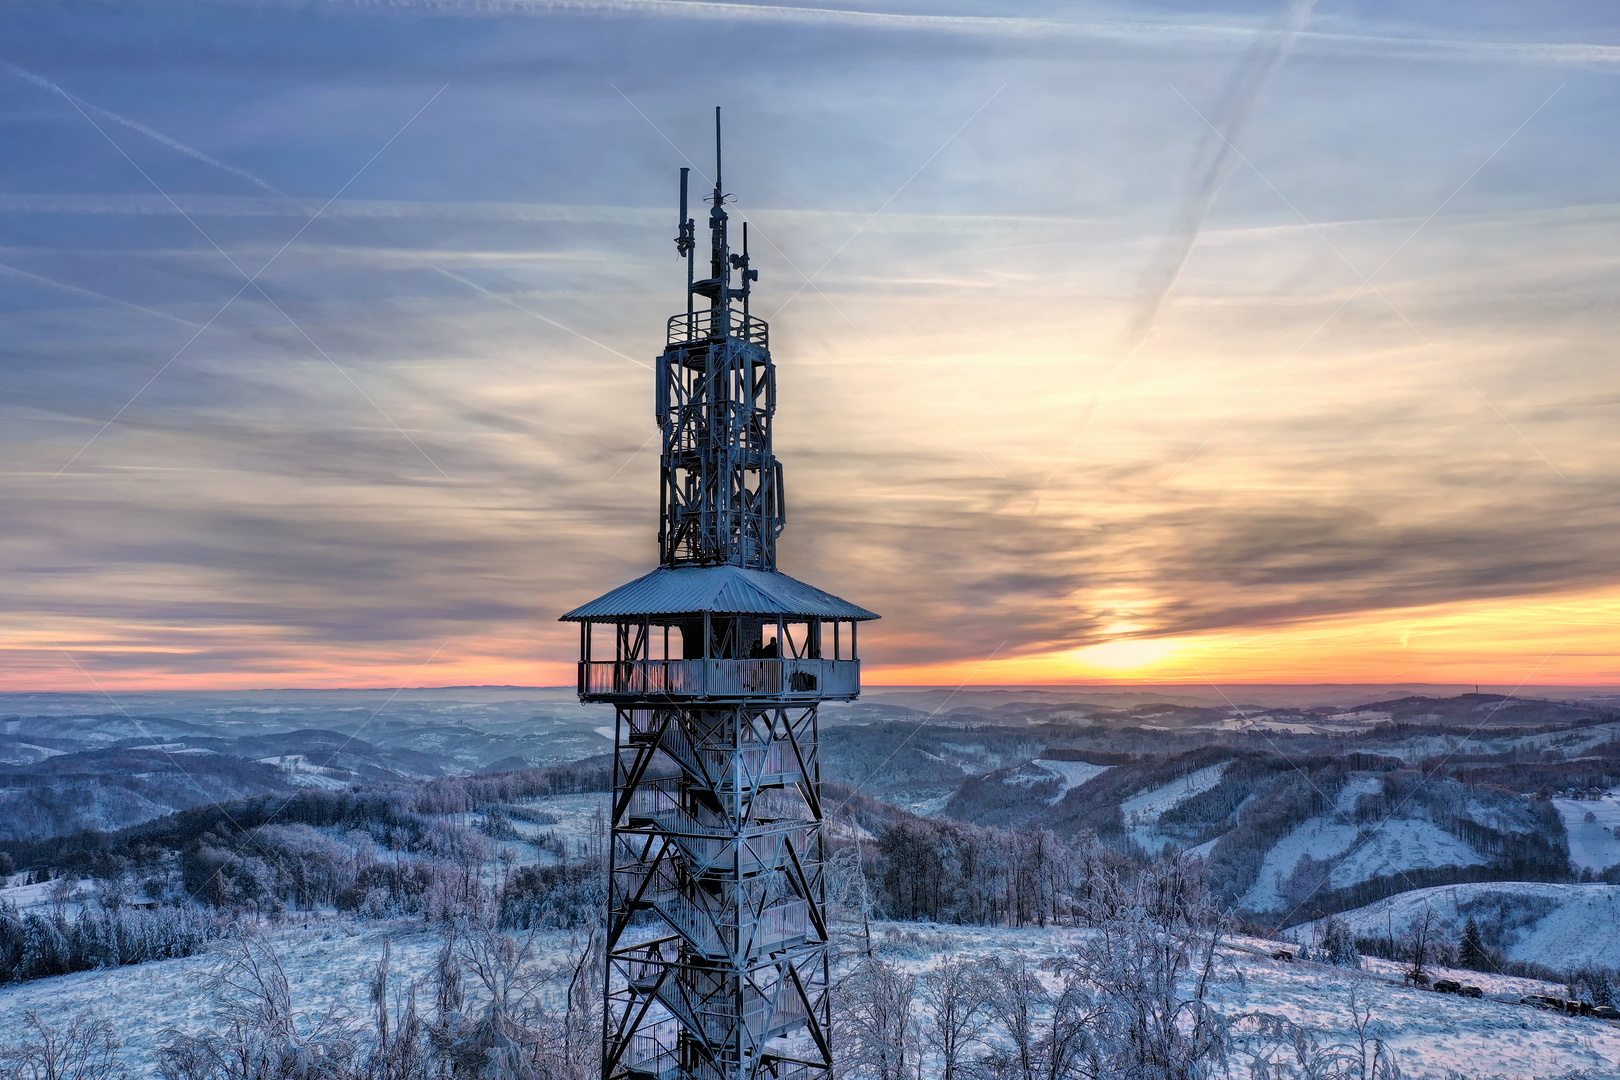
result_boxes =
[563,109,878,1080]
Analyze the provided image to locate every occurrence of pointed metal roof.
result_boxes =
[559,565,879,622]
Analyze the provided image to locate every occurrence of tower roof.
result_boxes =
[559,565,878,622]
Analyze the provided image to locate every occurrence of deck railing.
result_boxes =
[581,658,858,701]
[667,309,769,347]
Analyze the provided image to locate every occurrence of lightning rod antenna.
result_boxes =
[678,167,693,315]
[715,106,723,202]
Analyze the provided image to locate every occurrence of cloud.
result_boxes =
[238,0,1620,69]
[3,0,1617,687]
[0,260,203,327]
[1118,0,1316,356]
[3,61,288,197]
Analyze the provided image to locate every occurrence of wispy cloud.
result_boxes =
[3,61,287,196]
[269,0,1620,68]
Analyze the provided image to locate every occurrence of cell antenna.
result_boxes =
[676,167,694,314]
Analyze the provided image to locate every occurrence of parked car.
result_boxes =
[1271,950,1294,962]
[1593,1006,1620,1020]
[1459,985,1483,999]
[1522,995,1565,1010]
[1432,979,1461,994]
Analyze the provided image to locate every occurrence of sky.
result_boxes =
[2,0,1619,691]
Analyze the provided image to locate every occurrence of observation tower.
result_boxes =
[561,110,878,1080]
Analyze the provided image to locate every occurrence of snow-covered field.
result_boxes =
[4,917,1616,1080]
[1377,723,1620,766]
[0,920,582,1070]
[1120,763,1230,826]
[1119,763,1229,853]
[1243,817,1487,913]
[1032,759,1112,803]
[1290,882,1620,970]
[1554,792,1620,874]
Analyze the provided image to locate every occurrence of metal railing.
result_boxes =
[626,1035,680,1080]
[667,308,769,347]
[581,658,858,700]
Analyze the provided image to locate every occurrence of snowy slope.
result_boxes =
[1553,791,1620,874]
[5,918,1617,1080]
[1243,817,1487,913]
[1033,759,1111,803]
[1290,882,1620,970]
[1119,763,1230,826]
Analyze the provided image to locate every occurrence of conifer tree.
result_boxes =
[1458,915,1489,970]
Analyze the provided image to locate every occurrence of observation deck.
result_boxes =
[578,657,860,702]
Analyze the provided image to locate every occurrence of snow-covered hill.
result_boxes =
[3,918,1617,1080]
[1554,790,1620,874]
[1289,881,1620,971]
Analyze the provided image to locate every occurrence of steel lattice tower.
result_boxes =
[562,110,878,1080]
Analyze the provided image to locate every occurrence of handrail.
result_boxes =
[581,658,859,700]
[667,309,769,347]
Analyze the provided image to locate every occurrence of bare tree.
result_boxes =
[983,957,1045,1080]
[918,957,994,1080]
[159,929,604,1080]
[1065,856,1228,1080]
[2,1010,126,1080]
[836,958,918,1080]
[158,934,359,1080]
[1227,991,1401,1080]
[1404,908,1438,987]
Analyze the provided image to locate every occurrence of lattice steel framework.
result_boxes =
[562,110,877,1080]
[658,113,780,570]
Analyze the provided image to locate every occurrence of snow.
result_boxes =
[256,755,352,789]
[1331,820,1486,891]
[1033,759,1111,804]
[1335,775,1383,812]
[1114,763,1231,855]
[0,876,96,911]
[1291,881,1620,970]
[4,914,1619,1079]
[1118,763,1229,826]
[509,792,607,855]
[1552,791,1620,873]
[0,919,588,1074]
[1244,818,1486,913]
[863,922,1618,1080]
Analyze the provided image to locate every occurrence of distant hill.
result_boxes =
[933,694,1620,921]
[1288,881,1620,972]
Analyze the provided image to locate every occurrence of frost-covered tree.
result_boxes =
[1066,855,1228,1080]
[919,956,994,1080]
[1,1010,125,1080]
[1456,916,1488,971]
[836,958,917,1080]
[1315,916,1361,969]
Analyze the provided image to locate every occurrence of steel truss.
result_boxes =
[604,703,831,1080]
[657,325,783,570]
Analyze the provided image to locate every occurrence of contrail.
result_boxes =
[0,260,201,327]
[1031,0,1315,509]
[1118,0,1316,356]
[4,61,287,197]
